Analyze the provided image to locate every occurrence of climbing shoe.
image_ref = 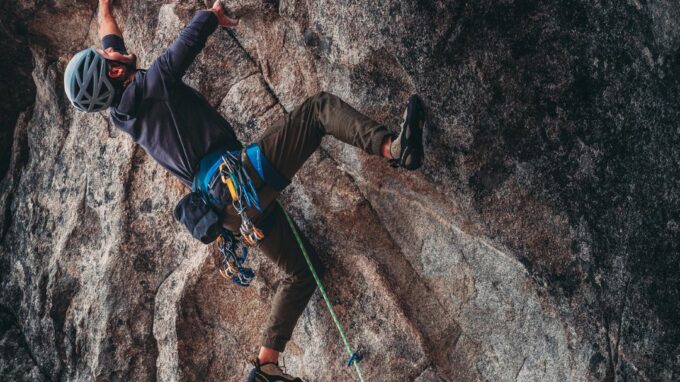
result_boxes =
[390,94,426,170]
[247,358,304,382]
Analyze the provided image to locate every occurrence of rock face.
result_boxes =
[1,0,679,381]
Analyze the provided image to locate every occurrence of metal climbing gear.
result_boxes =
[193,146,267,287]
[193,143,292,287]
[281,204,366,381]
[209,144,292,287]
[216,228,255,287]
[212,150,264,286]
[216,150,264,246]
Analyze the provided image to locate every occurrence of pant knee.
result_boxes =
[308,91,336,107]
[312,91,331,100]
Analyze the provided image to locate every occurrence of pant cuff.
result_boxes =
[370,128,392,156]
[260,334,289,353]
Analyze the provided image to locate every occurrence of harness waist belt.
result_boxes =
[192,146,241,203]
[244,144,290,192]
[193,144,290,204]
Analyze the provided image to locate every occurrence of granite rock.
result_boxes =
[1,0,678,381]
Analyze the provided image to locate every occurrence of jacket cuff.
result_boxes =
[193,10,219,34]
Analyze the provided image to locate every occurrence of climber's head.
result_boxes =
[64,47,137,112]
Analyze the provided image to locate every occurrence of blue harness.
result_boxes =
[192,143,290,286]
[193,144,289,200]
[243,144,290,192]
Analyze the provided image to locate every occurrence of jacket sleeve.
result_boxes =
[154,10,218,80]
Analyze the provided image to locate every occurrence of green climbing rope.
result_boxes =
[280,203,365,382]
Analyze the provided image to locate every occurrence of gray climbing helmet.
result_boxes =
[64,48,115,112]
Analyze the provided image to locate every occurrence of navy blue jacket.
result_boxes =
[110,11,240,186]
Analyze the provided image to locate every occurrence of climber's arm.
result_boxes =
[154,2,238,81]
[98,0,123,39]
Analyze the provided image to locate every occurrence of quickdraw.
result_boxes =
[215,151,265,246]
[212,150,264,286]
[216,228,255,287]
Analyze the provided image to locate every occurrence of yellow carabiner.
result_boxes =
[226,178,238,200]
[219,163,229,184]
[219,163,239,200]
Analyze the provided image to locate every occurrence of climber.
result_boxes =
[63,0,426,381]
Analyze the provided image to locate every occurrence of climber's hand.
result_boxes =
[211,0,239,28]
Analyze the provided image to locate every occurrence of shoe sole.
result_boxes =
[248,368,304,382]
[400,94,426,170]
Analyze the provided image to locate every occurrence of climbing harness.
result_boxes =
[208,143,293,285]
[215,150,264,246]
[193,146,266,287]
[214,150,263,286]
[243,144,290,192]
[281,205,366,382]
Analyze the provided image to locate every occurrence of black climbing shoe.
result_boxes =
[389,94,426,170]
[247,358,304,382]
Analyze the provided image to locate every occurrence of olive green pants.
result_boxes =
[221,92,390,352]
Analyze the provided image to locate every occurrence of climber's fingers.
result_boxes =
[210,0,239,28]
